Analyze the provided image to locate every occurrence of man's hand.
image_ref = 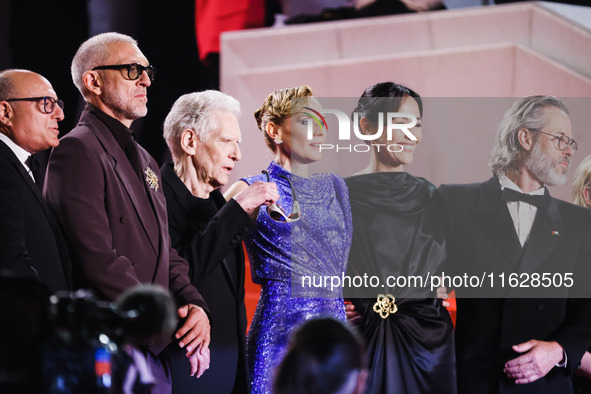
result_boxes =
[232,181,279,217]
[503,340,564,384]
[188,344,210,378]
[576,351,591,379]
[176,304,210,357]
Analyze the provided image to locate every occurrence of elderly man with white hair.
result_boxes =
[161,90,278,394]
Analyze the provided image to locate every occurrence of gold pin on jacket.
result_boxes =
[144,167,159,191]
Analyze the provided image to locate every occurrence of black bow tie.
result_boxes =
[502,188,549,208]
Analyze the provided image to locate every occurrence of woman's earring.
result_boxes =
[274,137,283,144]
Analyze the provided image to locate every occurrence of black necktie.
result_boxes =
[26,154,44,189]
[502,188,549,208]
[26,154,37,173]
[125,137,143,183]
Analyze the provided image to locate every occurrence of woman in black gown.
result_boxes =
[345,82,456,394]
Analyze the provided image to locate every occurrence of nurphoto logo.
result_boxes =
[304,106,418,153]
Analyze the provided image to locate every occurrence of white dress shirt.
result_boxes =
[499,174,545,247]
[499,174,567,367]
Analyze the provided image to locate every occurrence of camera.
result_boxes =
[43,290,139,393]
[49,289,139,346]
[0,277,177,394]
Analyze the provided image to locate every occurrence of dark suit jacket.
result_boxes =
[0,140,71,292]
[161,162,255,394]
[439,177,591,394]
[44,106,207,347]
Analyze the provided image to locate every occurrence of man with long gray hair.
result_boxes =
[439,95,591,393]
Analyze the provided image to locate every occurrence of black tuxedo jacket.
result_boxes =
[439,177,591,394]
[161,162,255,394]
[0,140,71,292]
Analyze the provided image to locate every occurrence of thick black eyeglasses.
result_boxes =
[529,129,578,152]
[262,170,301,222]
[92,63,156,82]
[5,96,64,114]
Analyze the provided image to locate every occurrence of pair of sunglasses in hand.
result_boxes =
[262,170,301,222]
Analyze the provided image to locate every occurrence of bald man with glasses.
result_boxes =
[44,32,210,393]
[0,69,71,292]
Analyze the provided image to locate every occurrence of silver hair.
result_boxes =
[163,90,241,160]
[489,95,568,177]
[71,32,138,96]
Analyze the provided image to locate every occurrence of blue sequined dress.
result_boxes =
[242,162,352,394]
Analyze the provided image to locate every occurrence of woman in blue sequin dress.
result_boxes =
[225,86,352,394]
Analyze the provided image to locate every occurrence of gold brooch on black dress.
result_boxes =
[373,294,397,319]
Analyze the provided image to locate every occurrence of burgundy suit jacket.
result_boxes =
[44,105,206,315]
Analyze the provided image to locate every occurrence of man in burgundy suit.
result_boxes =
[44,32,210,393]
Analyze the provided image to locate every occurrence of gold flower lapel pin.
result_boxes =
[144,166,159,191]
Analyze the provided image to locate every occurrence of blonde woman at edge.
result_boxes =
[572,154,591,394]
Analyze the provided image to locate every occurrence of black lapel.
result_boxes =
[31,149,50,190]
[0,142,47,213]
[470,177,523,267]
[518,193,563,275]
[0,141,72,288]
[163,164,239,298]
[212,191,239,297]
